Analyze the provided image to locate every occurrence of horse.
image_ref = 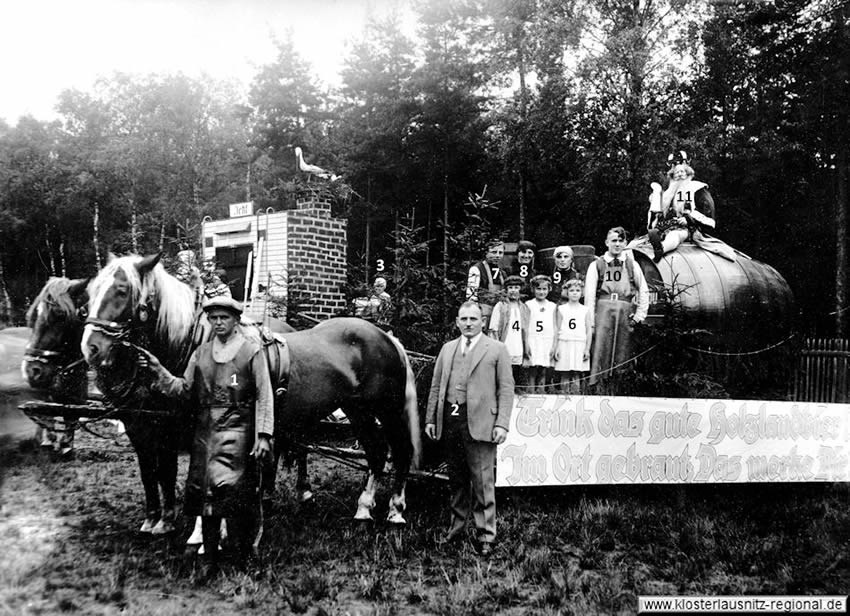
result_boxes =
[17,268,278,545]
[22,277,90,453]
[81,254,421,544]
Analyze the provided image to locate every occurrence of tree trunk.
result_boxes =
[59,239,66,277]
[365,213,371,287]
[516,22,528,240]
[518,170,527,240]
[130,195,138,254]
[0,257,11,324]
[246,161,252,202]
[93,199,101,269]
[365,175,372,286]
[394,207,400,285]
[45,226,56,276]
[836,145,848,337]
[443,169,449,285]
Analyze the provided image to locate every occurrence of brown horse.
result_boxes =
[22,277,90,453]
[81,254,421,540]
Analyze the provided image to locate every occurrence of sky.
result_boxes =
[0,0,412,125]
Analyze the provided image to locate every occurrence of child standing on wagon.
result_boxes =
[524,275,558,394]
[554,279,592,395]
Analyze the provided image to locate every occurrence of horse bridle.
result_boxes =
[84,300,154,342]
[25,303,89,381]
[84,301,157,404]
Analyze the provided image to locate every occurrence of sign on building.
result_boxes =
[229,201,254,217]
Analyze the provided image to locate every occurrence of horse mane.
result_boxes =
[26,277,77,327]
[91,256,196,354]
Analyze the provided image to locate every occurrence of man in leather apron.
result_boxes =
[139,295,273,572]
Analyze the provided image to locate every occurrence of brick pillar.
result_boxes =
[287,197,347,321]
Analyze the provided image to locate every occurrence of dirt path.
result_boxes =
[0,448,66,614]
[0,327,42,443]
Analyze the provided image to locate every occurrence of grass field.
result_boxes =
[0,423,848,615]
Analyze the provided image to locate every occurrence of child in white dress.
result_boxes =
[554,279,592,394]
[524,275,558,394]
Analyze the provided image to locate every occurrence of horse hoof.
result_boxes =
[387,512,407,525]
[354,509,374,521]
[186,532,203,545]
[151,519,175,535]
[140,519,157,533]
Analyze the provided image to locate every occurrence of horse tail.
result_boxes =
[389,335,422,470]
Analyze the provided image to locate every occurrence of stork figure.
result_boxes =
[294,146,339,181]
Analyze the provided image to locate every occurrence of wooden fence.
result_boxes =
[792,338,850,403]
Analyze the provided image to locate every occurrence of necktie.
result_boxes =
[611,258,622,267]
[464,338,471,356]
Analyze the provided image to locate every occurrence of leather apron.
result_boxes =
[589,259,634,385]
[184,340,259,517]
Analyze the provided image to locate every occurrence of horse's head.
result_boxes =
[82,253,196,377]
[23,277,89,393]
[82,254,162,369]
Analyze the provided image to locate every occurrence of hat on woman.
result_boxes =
[202,295,243,316]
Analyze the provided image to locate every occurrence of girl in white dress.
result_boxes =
[554,279,593,394]
[524,276,558,394]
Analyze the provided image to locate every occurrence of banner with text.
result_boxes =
[495,396,850,486]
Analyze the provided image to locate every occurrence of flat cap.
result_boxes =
[202,295,243,316]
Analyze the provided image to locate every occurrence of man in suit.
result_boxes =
[425,301,515,556]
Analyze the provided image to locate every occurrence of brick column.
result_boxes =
[287,197,348,321]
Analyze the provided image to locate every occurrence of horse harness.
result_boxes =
[258,328,291,400]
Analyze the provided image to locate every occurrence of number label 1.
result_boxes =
[230,374,238,387]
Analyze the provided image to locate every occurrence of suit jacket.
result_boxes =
[426,334,515,441]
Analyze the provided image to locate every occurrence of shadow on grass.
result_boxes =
[1,430,848,615]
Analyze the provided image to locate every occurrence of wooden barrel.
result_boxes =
[631,242,795,350]
[533,242,794,350]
